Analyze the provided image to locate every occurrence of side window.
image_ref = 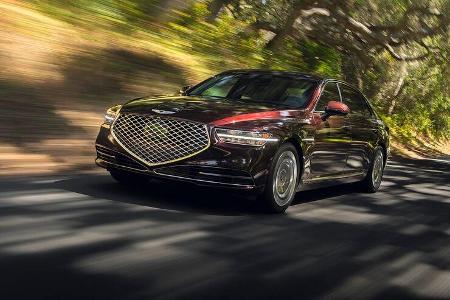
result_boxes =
[315,83,340,111]
[198,75,239,98]
[357,91,374,117]
[340,85,372,117]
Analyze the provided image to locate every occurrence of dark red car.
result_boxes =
[96,70,389,213]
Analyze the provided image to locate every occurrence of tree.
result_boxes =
[213,0,449,65]
[206,0,236,22]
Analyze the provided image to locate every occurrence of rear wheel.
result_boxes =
[260,143,299,213]
[109,169,148,186]
[360,146,384,193]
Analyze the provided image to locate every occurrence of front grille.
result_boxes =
[111,114,210,166]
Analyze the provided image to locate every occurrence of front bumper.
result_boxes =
[95,124,278,189]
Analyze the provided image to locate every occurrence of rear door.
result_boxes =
[339,84,378,173]
[310,82,351,179]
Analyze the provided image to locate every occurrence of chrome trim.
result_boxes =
[111,114,211,167]
[152,109,177,115]
[198,171,252,180]
[304,171,365,183]
[96,155,255,189]
[96,144,148,170]
[96,149,115,158]
[96,158,147,173]
[96,144,140,161]
[153,169,255,188]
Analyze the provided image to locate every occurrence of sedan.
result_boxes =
[95,70,389,213]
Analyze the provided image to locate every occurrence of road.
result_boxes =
[0,158,449,299]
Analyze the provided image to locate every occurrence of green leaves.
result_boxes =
[30,0,450,143]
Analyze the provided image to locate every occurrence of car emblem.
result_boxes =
[152,109,177,115]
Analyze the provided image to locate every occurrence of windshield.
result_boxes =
[188,73,318,108]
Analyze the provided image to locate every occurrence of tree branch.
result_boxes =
[384,43,430,61]
[246,21,279,34]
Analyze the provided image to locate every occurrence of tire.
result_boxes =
[360,146,385,193]
[259,143,300,213]
[109,169,149,186]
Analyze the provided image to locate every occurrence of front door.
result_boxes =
[310,82,351,179]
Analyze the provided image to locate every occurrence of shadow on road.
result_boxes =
[56,173,261,216]
[54,172,364,216]
[0,158,449,299]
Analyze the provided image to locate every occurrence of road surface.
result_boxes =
[0,158,449,299]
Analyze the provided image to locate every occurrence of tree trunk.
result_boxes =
[387,61,407,115]
[265,15,297,51]
[356,67,364,90]
[265,0,315,51]
[207,0,232,22]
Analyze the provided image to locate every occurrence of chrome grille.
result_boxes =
[111,114,210,166]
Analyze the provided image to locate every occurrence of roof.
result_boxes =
[220,69,325,81]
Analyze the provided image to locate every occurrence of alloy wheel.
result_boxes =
[272,151,298,206]
[371,150,384,189]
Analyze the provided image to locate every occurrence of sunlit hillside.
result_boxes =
[0,0,448,175]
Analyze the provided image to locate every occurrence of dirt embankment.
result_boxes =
[0,2,211,176]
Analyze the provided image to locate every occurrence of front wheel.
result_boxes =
[360,146,385,193]
[259,143,300,213]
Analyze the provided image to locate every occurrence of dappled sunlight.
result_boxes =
[404,183,450,201]
[291,207,385,224]
[0,160,449,298]
[390,262,450,298]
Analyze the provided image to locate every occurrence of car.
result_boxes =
[95,70,389,213]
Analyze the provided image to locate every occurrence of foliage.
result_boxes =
[29,0,450,143]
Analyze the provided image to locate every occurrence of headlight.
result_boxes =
[104,105,122,125]
[215,128,278,146]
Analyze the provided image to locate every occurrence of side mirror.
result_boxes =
[322,100,350,120]
[179,85,192,95]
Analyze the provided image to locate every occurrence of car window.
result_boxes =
[233,75,314,107]
[315,82,340,111]
[340,85,372,117]
[279,86,312,107]
[197,75,239,98]
[189,73,317,108]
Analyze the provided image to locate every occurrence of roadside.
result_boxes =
[1,2,448,177]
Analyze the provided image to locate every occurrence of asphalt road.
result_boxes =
[0,158,449,300]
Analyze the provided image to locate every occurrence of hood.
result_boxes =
[120,95,307,126]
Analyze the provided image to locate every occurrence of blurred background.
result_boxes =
[1,0,449,176]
